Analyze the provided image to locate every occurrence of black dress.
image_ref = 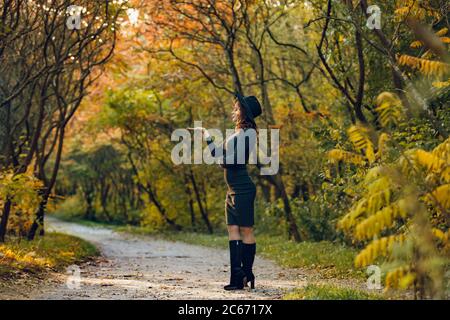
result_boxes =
[207,129,256,227]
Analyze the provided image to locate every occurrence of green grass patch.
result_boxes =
[256,235,362,279]
[284,284,383,300]
[0,232,99,278]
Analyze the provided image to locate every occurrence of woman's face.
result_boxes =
[232,101,242,123]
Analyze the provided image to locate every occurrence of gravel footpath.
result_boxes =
[22,218,307,300]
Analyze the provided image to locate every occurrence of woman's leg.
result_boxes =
[227,225,241,240]
[239,227,255,244]
[224,225,245,290]
[239,227,256,289]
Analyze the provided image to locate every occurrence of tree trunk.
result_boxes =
[225,46,243,95]
[84,190,95,220]
[189,170,213,234]
[27,196,46,240]
[183,173,197,231]
[273,175,302,242]
[28,124,65,240]
[0,198,12,242]
[145,183,182,231]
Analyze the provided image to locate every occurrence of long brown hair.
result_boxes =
[234,100,257,131]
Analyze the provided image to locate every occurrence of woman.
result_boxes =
[191,94,262,291]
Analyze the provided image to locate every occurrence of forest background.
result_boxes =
[0,0,449,299]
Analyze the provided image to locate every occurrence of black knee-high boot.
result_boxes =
[224,240,246,290]
[242,243,256,289]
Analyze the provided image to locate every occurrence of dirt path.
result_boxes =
[25,218,307,300]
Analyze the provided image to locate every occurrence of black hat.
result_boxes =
[235,93,262,122]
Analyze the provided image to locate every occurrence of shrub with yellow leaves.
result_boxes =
[397,25,450,88]
[0,170,43,237]
[327,122,392,169]
[337,137,449,298]
[375,92,404,127]
[394,0,441,21]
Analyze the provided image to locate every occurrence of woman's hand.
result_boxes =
[187,127,212,141]
[186,127,206,132]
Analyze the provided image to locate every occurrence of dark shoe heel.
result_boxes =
[242,243,256,290]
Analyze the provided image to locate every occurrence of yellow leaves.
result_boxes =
[338,175,394,238]
[0,170,43,201]
[327,149,365,165]
[375,92,401,110]
[338,199,368,232]
[355,234,406,268]
[364,166,382,183]
[348,126,370,151]
[415,149,446,172]
[366,189,391,216]
[375,92,403,127]
[338,128,449,294]
[432,79,450,88]
[431,228,448,243]
[0,233,96,273]
[405,26,449,93]
[402,139,449,179]
[366,175,391,194]
[413,138,450,183]
[440,167,450,183]
[347,126,375,164]
[432,137,450,162]
[327,127,390,169]
[394,6,425,20]
[366,145,375,164]
[394,0,440,21]
[409,27,449,48]
[410,40,422,48]
[376,133,390,160]
[398,55,450,77]
[385,266,415,290]
[435,27,449,37]
[0,170,43,236]
[0,245,52,269]
[354,200,407,241]
[424,184,450,211]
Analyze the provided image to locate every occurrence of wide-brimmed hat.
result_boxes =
[235,93,262,122]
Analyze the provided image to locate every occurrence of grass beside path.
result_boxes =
[0,232,99,279]
[284,284,383,300]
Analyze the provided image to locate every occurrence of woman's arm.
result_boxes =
[202,129,247,168]
[204,130,234,168]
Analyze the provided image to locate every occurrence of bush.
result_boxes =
[260,192,344,241]
[291,196,342,241]
[255,200,288,237]
[52,195,86,220]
